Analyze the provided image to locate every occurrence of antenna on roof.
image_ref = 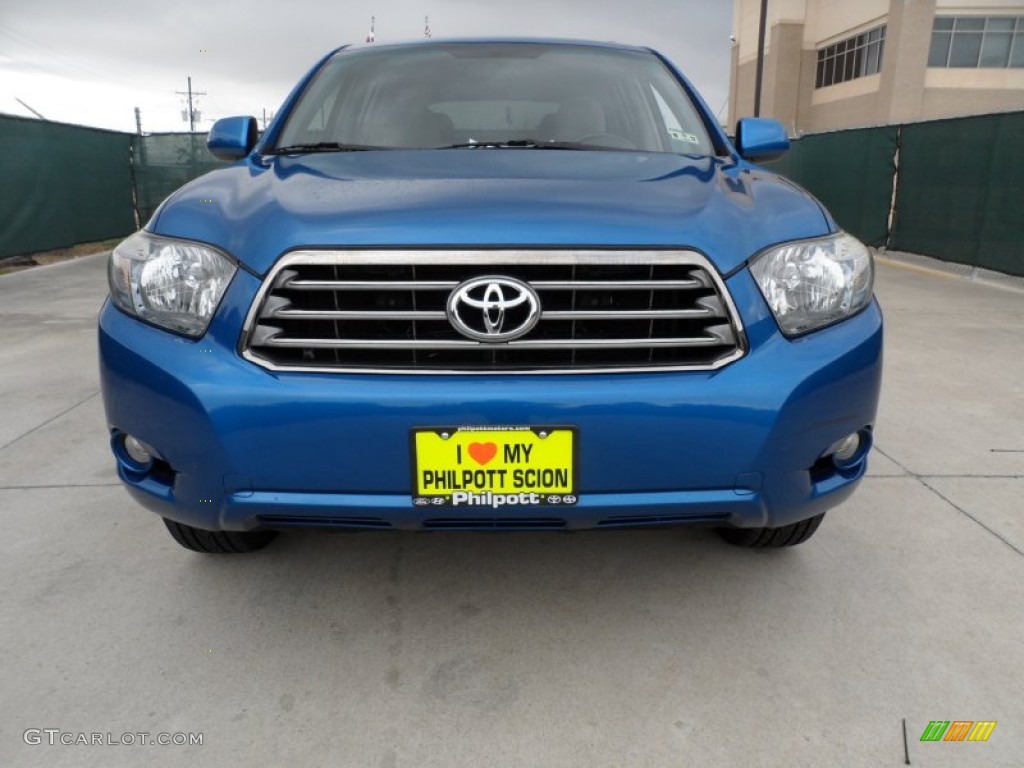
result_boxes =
[366,16,376,43]
[424,15,431,38]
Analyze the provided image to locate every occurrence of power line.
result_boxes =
[0,23,134,86]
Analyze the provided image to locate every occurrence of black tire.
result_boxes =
[163,518,277,553]
[716,513,825,548]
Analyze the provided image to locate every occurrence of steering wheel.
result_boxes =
[570,132,637,150]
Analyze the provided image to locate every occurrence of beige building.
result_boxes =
[729,0,1024,134]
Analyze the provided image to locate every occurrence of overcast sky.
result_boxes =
[0,0,734,134]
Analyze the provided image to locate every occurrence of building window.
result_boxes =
[815,26,886,88]
[929,16,1024,68]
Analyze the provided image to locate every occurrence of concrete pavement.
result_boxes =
[1,254,1021,767]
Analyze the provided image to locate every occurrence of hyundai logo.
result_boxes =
[447,276,541,342]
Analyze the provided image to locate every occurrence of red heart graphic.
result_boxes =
[467,442,498,466]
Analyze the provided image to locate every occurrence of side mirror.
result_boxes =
[735,118,789,162]
[208,116,259,161]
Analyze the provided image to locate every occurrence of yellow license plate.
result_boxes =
[411,426,577,508]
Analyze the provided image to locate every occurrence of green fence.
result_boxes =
[890,111,1024,275]
[0,115,135,259]
[132,133,224,224]
[0,116,227,260]
[766,126,898,248]
[767,111,1024,276]
[2,111,1022,276]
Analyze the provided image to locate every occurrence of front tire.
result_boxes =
[163,518,277,553]
[716,513,825,548]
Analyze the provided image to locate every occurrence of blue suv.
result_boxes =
[99,39,882,553]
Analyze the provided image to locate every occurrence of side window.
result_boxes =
[649,85,704,152]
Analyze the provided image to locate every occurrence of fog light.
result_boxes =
[830,433,860,462]
[824,430,872,471]
[123,434,153,465]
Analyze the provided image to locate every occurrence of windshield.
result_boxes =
[275,43,716,155]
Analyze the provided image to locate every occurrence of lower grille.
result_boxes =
[242,250,745,373]
[422,517,567,530]
[596,513,729,528]
[258,515,393,529]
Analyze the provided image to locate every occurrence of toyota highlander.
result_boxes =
[99,39,882,553]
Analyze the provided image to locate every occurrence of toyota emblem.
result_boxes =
[447,276,541,342]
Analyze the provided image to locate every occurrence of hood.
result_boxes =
[151,150,832,276]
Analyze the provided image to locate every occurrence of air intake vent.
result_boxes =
[422,517,567,530]
[257,515,393,529]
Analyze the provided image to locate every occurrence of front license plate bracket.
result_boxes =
[410,426,578,509]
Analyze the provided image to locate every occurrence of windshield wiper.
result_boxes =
[268,142,390,155]
[440,139,599,150]
[272,140,613,153]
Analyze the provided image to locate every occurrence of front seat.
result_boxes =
[350,105,454,148]
[545,97,607,142]
[421,111,455,147]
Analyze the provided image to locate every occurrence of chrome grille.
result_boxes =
[241,250,745,373]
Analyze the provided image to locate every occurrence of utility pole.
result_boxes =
[753,0,769,117]
[130,106,146,228]
[175,76,207,133]
[134,105,148,164]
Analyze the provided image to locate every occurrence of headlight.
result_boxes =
[108,231,236,337]
[750,232,873,336]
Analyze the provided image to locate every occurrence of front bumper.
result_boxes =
[99,267,883,532]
